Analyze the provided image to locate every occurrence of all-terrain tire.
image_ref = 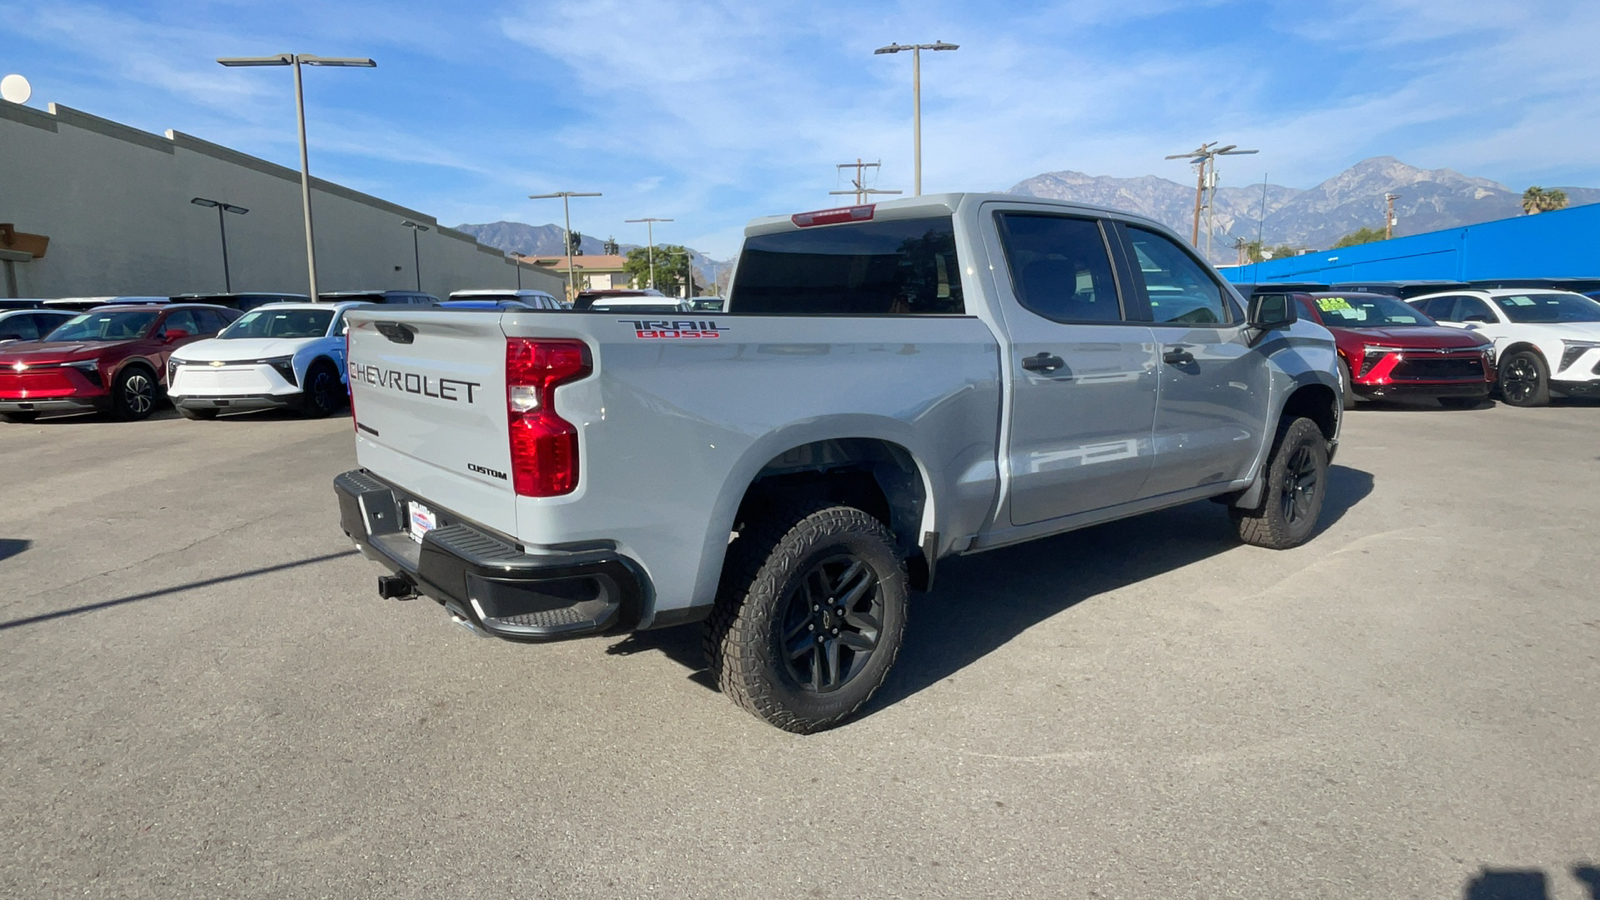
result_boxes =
[178,406,218,420]
[110,365,158,421]
[1338,357,1356,411]
[0,411,38,424]
[704,500,908,734]
[1233,416,1329,550]
[1498,349,1550,407]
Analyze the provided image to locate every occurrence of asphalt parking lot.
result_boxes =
[2,400,1597,899]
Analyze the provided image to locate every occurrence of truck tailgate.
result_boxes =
[346,310,518,538]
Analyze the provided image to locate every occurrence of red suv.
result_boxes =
[1276,292,1496,409]
[0,304,240,422]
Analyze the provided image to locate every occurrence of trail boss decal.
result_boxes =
[350,362,482,403]
[619,319,728,340]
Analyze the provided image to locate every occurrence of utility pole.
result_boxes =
[830,158,902,204]
[1165,141,1258,255]
[1231,236,1247,267]
[1385,192,1400,240]
[530,191,602,301]
[625,217,673,289]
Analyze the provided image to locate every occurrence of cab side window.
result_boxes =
[996,213,1124,323]
[1126,226,1230,325]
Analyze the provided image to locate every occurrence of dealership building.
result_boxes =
[0,99,561,300]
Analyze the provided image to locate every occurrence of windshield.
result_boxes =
[1310,294,1431,327]
[44,310,159,342]
[220,308,334,339]
[1492,292,1600,324]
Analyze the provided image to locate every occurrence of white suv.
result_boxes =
[1408,289,1600,406]
[167,301,365,419]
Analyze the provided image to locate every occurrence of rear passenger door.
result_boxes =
[1118,224,1270,499]
[988,209,1159,526]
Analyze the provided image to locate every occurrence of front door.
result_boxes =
[989,209,1160,526]
[1119,224,1270,499]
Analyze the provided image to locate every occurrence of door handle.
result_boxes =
[1022,352,1065,373]
[1162,346,1195,365]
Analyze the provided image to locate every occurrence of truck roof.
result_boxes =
[743,192,1172,238]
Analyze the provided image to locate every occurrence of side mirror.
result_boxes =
[1247,293,1297,330]
[163,328,191,343]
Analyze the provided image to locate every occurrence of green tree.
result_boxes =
[1522,186,1569,215]
[1332,226,1388,249]
[1244,240,1304,263]
[623,244,691,293]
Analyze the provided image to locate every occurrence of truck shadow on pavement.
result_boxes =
[614,465,1374,713]
[1463,864,1600,899]
[0,539,30,563]
[0,549,358,631]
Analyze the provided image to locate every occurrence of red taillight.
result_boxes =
[346,327,356,432]
[506,338,591,496]
[791,204,875,227]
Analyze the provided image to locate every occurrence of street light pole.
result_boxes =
[190,197,248,292]
[530,191,602,301]
[510,252,526,290]
[218,53,376,300]
[625,217,673,289]
[401,221,429,291]
[874,41,958,197]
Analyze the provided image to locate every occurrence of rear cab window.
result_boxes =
[730,215,964,315]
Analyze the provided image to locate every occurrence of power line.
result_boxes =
[829,158,902,205]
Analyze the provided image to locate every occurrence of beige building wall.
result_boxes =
[0,101,564,300]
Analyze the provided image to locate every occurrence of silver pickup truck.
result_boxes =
[334,193,1341,733]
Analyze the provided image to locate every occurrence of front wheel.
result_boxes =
[110,366,158,421]
[1233,416,1329,550]
[299,361,341,419]
[705,501,908,734]
[1498,350,1550,407]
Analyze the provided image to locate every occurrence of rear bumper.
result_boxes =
[334,469,647,642]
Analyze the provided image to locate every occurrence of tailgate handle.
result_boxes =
[375,322,416,344]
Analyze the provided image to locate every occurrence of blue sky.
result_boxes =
[4,0,1598,258]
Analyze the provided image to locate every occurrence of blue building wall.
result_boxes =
[1220,202,1600,284]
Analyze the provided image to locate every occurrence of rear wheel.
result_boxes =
[1233,416,1329,550]
[705,501,908,734]
[110,366,157,421]
[1498,350,1550,407]
[299,361,340,418]
[0,411,38,424]
[178,406,218,420]
[1338,357,1356,411]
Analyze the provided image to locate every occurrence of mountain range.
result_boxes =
[1008,157,1600,262]
[458,157,1600,273]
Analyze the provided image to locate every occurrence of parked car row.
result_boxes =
[0,288,581,423]
[1244,279,1600,408]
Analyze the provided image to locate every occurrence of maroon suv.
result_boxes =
[0,304,240,422]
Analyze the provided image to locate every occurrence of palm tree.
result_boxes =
[1523,187,1570,214]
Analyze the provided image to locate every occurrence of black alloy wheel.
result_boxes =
[778,555,886,694]
[300,362,339,418]
[1278,443,1320,529]
[1498,350,1550,407]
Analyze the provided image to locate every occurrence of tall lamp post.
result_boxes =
[400,220,428,291]
[217,53,376,300]
[510,252,526,290]
[190,197,248,292]
[873,41,958,197]
[624,217,673,289]
[530,191,602,300]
